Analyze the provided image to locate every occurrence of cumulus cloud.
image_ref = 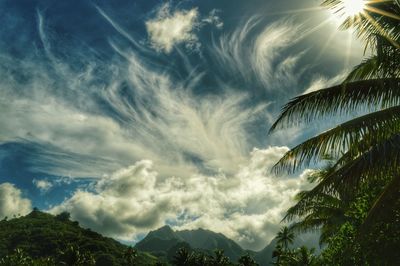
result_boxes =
[0,183,32,219]
[33,179,53,192]
[146,3,200,53]
[50,147,312,250]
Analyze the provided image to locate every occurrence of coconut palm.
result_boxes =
[270,0,400,229]
[212,250,232,266]
[292,246,317,266]
[172,247,192,266]
[276,226,295,251]
[237,253,258,266]
[283,163,351,245]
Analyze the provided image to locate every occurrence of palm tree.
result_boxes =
[212,250,232,266]
[292,246,317,266]
[272,243,284,265]
[270,0,400,231]
[172,247,192,266]
[276,226,295,251]
[237,253,258,266]
[283,163,351,245]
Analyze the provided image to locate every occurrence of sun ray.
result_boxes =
[362,11,400,48]
[293,17,334,43]
[265,6,325,16]
[345,30,353,68]
[364,5,400,20]
[315,30,340,62]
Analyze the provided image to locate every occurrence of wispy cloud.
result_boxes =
[1,7,319,249]
[0,11,271,178]
[211,17,305,91]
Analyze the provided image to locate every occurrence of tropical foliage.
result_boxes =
[270,0,400,264]
[0,209,158,266]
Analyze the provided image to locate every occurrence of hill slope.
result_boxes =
[0,210,157,265]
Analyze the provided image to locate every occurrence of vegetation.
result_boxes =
[171,247,259,266]
[270,0,400,264]
[0,209,158,266]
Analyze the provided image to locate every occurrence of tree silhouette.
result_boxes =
[172,247,192,266]
[276,227,294,251]
[211,250,232,266]
[237,253,258,266]
[58,245,96,266]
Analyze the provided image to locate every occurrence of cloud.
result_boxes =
[303,71,349,94]
[202,9,224,29]
[50,147,312,250]
[1,10,319,250]
[146,3,200,53]
[33,179,53,192]
[211,18,305,91]
[0,183,32,219]
[0,12,270,178]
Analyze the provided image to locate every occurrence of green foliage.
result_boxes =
[270,0,400,264]
[237,253,258,266]
[169,247,260,266]
[0,210,157,266]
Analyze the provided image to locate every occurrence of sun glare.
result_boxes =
[342,0,366,17]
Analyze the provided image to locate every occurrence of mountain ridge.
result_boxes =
[135,225,275,265]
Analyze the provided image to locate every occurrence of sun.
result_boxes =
[328,0,367,25]
[342,0,366,17]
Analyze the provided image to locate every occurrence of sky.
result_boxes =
[0,0,365,251]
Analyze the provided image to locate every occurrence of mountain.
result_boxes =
[0,210,157,265]
[135,225,320,266]
[0,211,318,265]
[136,225,270,265]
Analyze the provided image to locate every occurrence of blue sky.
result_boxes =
[0,0,365,250]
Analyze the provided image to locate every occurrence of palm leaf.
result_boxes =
[270,78,400,132]
[305,133,400,197]
[273,105,400,173]
[345,54,399,81]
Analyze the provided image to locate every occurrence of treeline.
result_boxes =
[0,246,260,266]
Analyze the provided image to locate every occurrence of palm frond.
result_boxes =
[270,78,400,132]
[284,192,343,222]
[322,0,400,50]
[273,106,400,173]
[306,134,400,197]
[345,54,400,81]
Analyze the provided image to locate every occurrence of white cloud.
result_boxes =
[33,179,53,192]
[212,18,305,91]
[0,17,269,178]
[202,9,224,29]
[146,3,200,53]
[303,71,349,94]
[0,183,32,219]
[50,147,312,250]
